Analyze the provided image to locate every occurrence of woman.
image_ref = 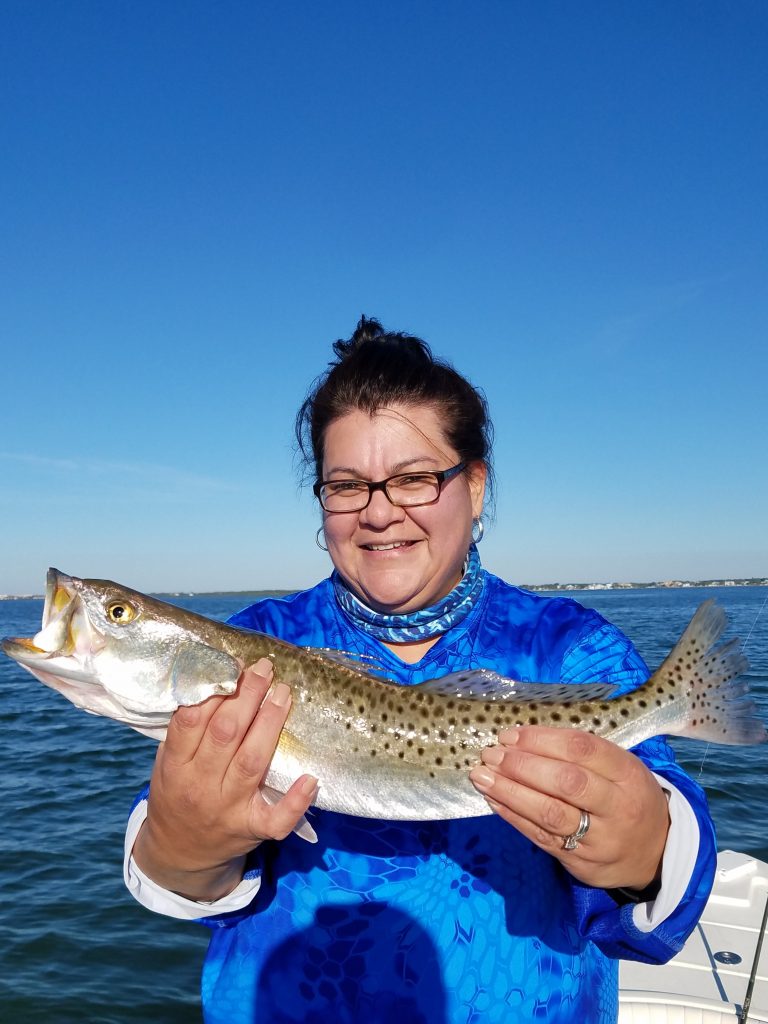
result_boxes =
[126,318,715,1024]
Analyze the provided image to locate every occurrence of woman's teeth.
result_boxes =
[364,541,412,551]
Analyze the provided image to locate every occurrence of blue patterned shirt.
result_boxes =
[156,571,718,1023]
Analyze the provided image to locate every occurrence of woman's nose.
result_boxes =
[359,487,406,527]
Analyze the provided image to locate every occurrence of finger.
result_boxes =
[477,741,618,822]
[497,726,635,785]
[469,762,598,849]
[250,774,319,842]
[226,679,293,787]
[162,694,228,766]
[482,793,595,862]
[192,660,276,774]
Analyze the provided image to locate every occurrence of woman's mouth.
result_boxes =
[361,540,416,552]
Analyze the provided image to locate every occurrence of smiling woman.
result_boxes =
[319,406,485,629]
[124,317,720,1024]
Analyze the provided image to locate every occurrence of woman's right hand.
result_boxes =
[131,658,318,902]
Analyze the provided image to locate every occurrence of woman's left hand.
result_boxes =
[469,726,671,890]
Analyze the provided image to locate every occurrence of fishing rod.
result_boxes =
[735,594,768,1024]
[738,888,768,1024]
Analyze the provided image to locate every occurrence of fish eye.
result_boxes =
[106,601,137,624]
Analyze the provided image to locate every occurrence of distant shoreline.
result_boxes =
[3,578,767,601]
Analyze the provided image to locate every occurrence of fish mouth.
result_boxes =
[2,569,83,664]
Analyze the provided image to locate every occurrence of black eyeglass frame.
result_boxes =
[313,461,468,513]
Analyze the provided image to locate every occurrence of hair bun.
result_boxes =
[332,315,383,359]
[333,315,432,365]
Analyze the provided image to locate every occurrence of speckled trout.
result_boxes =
[3,569,765,825]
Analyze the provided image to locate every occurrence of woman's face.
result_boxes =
[320,404,486,614]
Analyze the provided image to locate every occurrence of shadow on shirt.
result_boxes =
[253,901,448,1024]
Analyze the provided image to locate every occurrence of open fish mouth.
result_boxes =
[2,569,98,666]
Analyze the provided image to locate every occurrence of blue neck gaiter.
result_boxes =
[332,544,484,643]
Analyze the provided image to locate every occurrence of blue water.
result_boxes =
[0,586,766,1023]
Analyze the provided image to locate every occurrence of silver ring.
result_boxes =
[562,809,590,851]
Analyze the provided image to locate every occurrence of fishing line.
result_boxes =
[697,594,767,779]
[740,593,768,654]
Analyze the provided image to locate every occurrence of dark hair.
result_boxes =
[295,316,495,512]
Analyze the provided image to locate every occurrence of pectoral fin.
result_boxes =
[170,642,241,704]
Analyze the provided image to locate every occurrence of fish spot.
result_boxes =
[609,720,617,729]
[620,708,629,717]
[435,757,443,766]
[529,716,538,725]
[599,703,610,711]
[551,712,562,722]
[398,751,405,759]
[450,745,457,754]
[638,700,647,708]
[570,715,581,724]
[655,699,662,707]
[370,750,376,757]
[592,717,602,727]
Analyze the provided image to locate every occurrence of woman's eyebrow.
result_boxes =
[323,456,441,478]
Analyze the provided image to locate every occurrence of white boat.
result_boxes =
[619,850,768,1023]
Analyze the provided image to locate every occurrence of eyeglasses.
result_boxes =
[314,462,467,513]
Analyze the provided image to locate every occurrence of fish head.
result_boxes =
[2,569,241,733]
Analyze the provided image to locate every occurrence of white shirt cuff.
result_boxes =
[630,775,700,932]
[123,798,262,920]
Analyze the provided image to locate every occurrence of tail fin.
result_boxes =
[658,600,766,745]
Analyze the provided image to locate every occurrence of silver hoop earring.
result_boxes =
[472,517,484,544]
[315,527,328,552]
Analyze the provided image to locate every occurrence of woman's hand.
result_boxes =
[469,726,670,891]
[132,659,318,902]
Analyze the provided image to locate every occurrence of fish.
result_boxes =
[3,569,766,825]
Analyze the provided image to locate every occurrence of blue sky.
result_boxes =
[1,1,766,594]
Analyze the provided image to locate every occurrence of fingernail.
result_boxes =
[300,775,319,797]
[482,746,505,766]
[498,729,520,745]
[470,767,495,791]
[270,682,291,707]
[252,658,274,678]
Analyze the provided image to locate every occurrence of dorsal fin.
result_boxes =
[416,669,618,703]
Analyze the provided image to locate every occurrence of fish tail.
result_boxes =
[657,600,766,745]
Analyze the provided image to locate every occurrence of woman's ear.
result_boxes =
[467,461,487,519]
